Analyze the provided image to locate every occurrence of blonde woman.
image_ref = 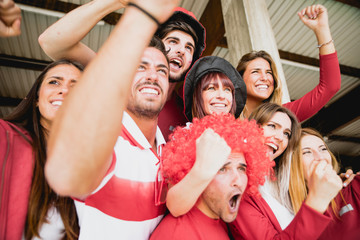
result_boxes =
[289,128,360,239]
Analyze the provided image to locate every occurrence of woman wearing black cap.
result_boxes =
[183,55,247,122]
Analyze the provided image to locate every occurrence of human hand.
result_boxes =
[0,0,21,37]
[306,160,342,213]
[297,4,329,33]
[192,128,231,181]
[131,0,179,24]
[340,169,360,187]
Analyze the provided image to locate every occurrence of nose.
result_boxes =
[59,85,70,96]
[260,71,270,81]
[231,170,243,189]
[175,44,185,56]
[215,88,226,99]
[145,67,158,82]
[312,150,325,161]
[273,129,284,142]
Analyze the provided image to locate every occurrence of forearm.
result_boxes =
[38,0,123,66]
[314,26,335,55]
[46,6,159,198]
[166,168,213,216]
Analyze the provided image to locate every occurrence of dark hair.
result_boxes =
[156,21,198,51]
[191,72,236,119]
[237,51,282,105]
[149,35,170,64]
[4,59,84,240]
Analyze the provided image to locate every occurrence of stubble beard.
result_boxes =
[127,100,165,120]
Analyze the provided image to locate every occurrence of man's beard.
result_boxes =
[127,101,164,120]
[169,70,186,83]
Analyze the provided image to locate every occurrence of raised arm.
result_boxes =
[298,4,335,55]
[0,0,21,37]
[166,128,230,216]
[38,0,128,66]
[284,4,341,122]
[45,0,178,199]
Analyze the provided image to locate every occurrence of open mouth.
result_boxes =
[229,193,241,212]
[266,142,278,155]
[139,87,159,95]
[169,58,183,70]
[256,84,269,90]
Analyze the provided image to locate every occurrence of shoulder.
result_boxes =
[0,119,30,137]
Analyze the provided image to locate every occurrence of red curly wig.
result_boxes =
[161,113,274,196]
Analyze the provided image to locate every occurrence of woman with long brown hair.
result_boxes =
[237,4,340,122]
[0,59,83,239]
[230,103,343,239]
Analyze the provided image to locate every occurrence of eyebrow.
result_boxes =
[46,76,78,82]
[141,61,169,71]
[165,36,195,50]
[270,121,291,134]
[251,67,272,72]
[164,36,179,42]
[239,163,247,168]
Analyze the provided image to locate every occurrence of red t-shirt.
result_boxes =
[150,207,230,240]
[319,175,360,239]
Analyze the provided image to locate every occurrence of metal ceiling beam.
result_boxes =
[335,0,360,9]
[16,0,121,25]
[328,135,360,144]
[279,50,360,78]
[302,84,360,136]
[0,54,50,71]
[0,97,22,106]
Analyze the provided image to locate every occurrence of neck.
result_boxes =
[166,82,177,101]
[195,197,219,220]
[126,111,158,151]
[244,96,262,118]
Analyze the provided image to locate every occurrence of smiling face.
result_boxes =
[243,58,274,103]
[301,134,332,181]
[127,47,169,119]
[201,76,233,116]
[198,152,248,223]
[37,64,82,130]
[162,30,195,82]
[261,112,292,160]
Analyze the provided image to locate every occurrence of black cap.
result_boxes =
[184,56,247,121]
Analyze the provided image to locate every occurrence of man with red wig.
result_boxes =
[150,114,274,239]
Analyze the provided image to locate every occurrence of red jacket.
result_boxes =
[230,194,332,239]
[0,119,34,240]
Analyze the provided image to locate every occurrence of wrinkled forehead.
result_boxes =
[142,47,169,68]
[227,152,246,165]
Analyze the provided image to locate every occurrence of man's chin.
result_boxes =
[169,72,186,83]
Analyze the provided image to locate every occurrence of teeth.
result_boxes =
[140,88,159,95]
[257,85,268,89]
[267,143,278,151]
[212,103,226,107]
[171,59,182,67]
[52,101,62,106]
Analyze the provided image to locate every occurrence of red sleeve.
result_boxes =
[230,195,332,240]
[283,52,341,122]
